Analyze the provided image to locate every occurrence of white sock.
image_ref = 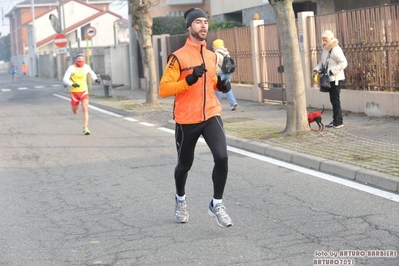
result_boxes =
[176,194,186,202]
[212,198,223,207]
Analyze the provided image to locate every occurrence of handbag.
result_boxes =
[319,72,331,92]
[319,50,332,92]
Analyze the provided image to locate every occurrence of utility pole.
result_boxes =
[30,0,38,77]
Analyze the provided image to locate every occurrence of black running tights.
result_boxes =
[174,116,228,200]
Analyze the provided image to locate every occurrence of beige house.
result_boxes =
[151,0,211,18]
[6,0,128,76]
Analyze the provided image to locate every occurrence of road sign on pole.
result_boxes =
[49,14,61,33]
[54,33,67,48]
[56,48,69,54]
[85,27,96,39]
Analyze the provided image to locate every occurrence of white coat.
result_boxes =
[314,38,347,85]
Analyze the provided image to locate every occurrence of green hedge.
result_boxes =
[152,17,187,35]
[152,17,245,35]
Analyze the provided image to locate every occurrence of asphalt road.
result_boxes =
[0,74,398,266]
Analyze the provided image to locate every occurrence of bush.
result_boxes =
[152,17,246,35]
[153,17,187,35]
[209,21,246,31]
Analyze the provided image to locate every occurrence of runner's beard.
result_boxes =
[191,29,207,41]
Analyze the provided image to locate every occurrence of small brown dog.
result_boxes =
[308,105,324,131]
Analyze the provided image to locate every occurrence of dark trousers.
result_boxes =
[174,116,228,200]
[329,81,343,126]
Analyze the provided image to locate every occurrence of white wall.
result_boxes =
[34,0,121,53]
[63,1,99,29]
[104,45,130,86]
[34,10,60,42]
[0,61,10,73]
[306,87,399,117]
[84,13,122,47]
[211,0,265,16]
[34,1,98,43]
[231,84,399,117]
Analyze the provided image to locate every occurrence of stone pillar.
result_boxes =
[297,11,315,90]
[250,19,265,102]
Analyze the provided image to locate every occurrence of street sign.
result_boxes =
[56,48,69,54]
[49,14,61,33]
[85,27,96,39]
[54,33,67,48]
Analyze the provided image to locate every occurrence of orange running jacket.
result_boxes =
[159,37,221,124]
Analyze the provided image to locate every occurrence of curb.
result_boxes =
[89,100,399,194]
[225,134,399,193]
[165,121,399,194]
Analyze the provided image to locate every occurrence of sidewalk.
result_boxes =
[86,84,399,194]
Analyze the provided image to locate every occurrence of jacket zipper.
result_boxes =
[200,45,206,121]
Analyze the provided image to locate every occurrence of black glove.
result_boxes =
[72,83,79,88]
[185,64,207,86]
[95,79,101,84]
[216,75,231,93]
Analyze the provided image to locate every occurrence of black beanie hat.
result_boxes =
[184,8,208,28]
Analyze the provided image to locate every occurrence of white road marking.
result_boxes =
[53,94,123,118]
[53,94,124,117]
[53,94,69,101]
[88,105,124,118]
[53,94,399,203]
[227,146,399,203]
[139,122,155,127]
[1,84,61,92]
[124,117,138,122]
[158,127,174,134]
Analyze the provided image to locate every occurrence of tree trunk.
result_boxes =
[269,0,309,134]
[129,0,159,104]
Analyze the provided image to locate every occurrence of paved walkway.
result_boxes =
[80,84,399,193]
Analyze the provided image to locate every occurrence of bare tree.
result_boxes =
[269,0,309,134]
[129,0,158,104]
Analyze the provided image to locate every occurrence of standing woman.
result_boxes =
[313,30,347,129]
[63,53,100,135]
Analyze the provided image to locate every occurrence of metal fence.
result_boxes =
[207,28,254,84]
[165,27,254,84]
[257,24,286,102]
[309,4,399,92]
[163,3,399,94]
[257,23,283,86]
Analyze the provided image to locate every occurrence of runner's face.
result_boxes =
[75,58,84,67]
[189,18,208,42]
